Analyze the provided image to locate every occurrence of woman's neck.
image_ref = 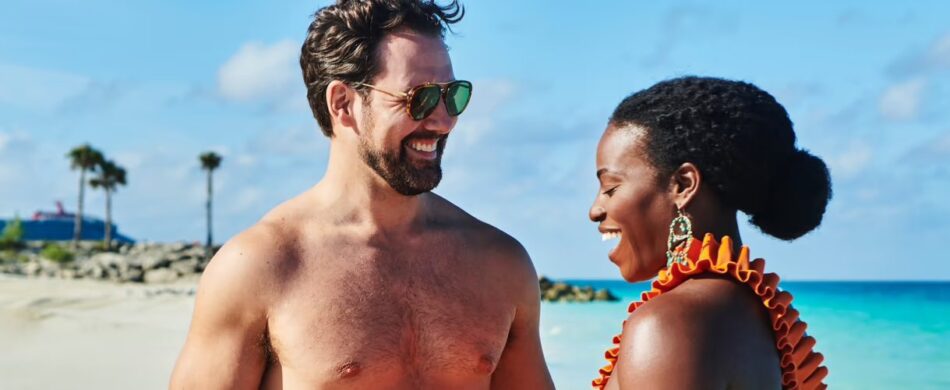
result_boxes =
[688,206,743,251]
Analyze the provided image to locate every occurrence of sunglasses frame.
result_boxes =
[354,80,472,120]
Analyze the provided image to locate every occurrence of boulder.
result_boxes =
[138,253,170,270]
[539,276,554,291]
[21,261,40,276]
[183,246,207,259]
[539,277,620,303]
[167,242,187,252]
[0,263,15,274]
[91,253,126,268]
[144,268,178,284]
[197,258,211,272]
[595,289,619,302]
[104,266,121,281]
[170,258,199,276]
[39,259,62,277]
[80,262,105,279]
[121,268,145,283]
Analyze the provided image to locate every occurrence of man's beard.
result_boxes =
[359,131,446,196]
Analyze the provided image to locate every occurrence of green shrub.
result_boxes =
[0,216,24,249]
[41,243,74,263]
[1,251,31,263]
[0,249,15,263]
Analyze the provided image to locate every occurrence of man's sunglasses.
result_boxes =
[355,80,473,121]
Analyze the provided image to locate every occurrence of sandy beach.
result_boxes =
[0,275,197,390]
[2,274,949,389]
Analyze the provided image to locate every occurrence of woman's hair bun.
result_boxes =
[749,149,833,241]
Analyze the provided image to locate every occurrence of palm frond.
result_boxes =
[199,151,222,171]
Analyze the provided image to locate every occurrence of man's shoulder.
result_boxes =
[201,221,299,297]
[470,223,529,263]
[428,194,536,294]
[429,193,528,260]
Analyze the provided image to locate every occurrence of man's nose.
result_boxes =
[422,100,456,134]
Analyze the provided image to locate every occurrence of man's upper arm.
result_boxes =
[489,236,555,390]
[169,228,278,389]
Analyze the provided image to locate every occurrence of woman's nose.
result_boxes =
[589,205,606,222]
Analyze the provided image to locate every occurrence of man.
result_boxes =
[169,1,554,388]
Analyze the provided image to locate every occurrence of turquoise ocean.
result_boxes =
[539,281,950,389]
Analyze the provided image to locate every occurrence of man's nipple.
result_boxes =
[475,355,496,375]
[337,361,362,379]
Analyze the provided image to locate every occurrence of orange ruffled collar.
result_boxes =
[592,234,828,390]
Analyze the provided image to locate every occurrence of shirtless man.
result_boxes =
[169,1,553,389]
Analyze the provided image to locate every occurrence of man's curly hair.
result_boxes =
[300,0,464,137]
[610,76,833,240]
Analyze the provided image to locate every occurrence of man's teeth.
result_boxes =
[409,142,437,152]
[601,231,622,241]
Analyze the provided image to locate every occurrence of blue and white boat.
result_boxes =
[0,201,135,243]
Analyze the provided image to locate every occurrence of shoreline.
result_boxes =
[2,275,948,388]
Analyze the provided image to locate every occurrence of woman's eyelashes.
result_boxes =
[602,186,619,197]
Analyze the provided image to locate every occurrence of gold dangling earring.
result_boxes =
[666,208,693,267]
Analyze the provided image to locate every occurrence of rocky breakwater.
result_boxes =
[539,276,619,303]
[2,244,624,300]
[0,241,215,284]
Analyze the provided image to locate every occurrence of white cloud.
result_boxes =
[0,62,90,112]
[886,32,950,78]
[927,132,950,156]
[773,82,823,107]
[925,32,950,70]
[0,130,36,184]
[829,141,873,179]
[111,151,147,171]
[879,78,926,121]
[0,129,74,219]
[57,80,126,114]
[248,125,327,157]
[225,187,265,214]
[451,79,518,147]
[640,6,737,68]
[234,153,260,168]
[0,129,32,154]
[902,130,950,164]
[217,40,300,103]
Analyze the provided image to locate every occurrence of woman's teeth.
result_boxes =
[409,141,437,152]
[601,231,622,241]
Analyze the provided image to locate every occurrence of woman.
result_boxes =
[589,76,831,390]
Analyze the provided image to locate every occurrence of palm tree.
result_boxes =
[67,144,104,247]
[89,160,127,250]
[199,152,222,254]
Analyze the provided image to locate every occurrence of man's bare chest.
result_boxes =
[265,247,517,385]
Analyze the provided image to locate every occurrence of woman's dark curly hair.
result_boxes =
[300,0,463,137]
[610,76,833,240]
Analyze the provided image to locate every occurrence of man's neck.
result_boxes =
[315,142,426,232]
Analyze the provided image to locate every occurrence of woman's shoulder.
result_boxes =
[648,275,775,326]
[625,275,771,348]
[616,276,782,388]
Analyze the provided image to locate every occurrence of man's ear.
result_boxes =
[326,80,359,134]
[668,162,702,210]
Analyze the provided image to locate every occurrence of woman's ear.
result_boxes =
[326,80,358,133]
[669,162,702,210]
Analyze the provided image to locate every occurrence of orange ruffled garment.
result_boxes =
[592,234,828,390]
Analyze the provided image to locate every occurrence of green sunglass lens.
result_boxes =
[445,81,472,117]
[409,86,442,120]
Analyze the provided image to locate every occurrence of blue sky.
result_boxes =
[1,1,949,280]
